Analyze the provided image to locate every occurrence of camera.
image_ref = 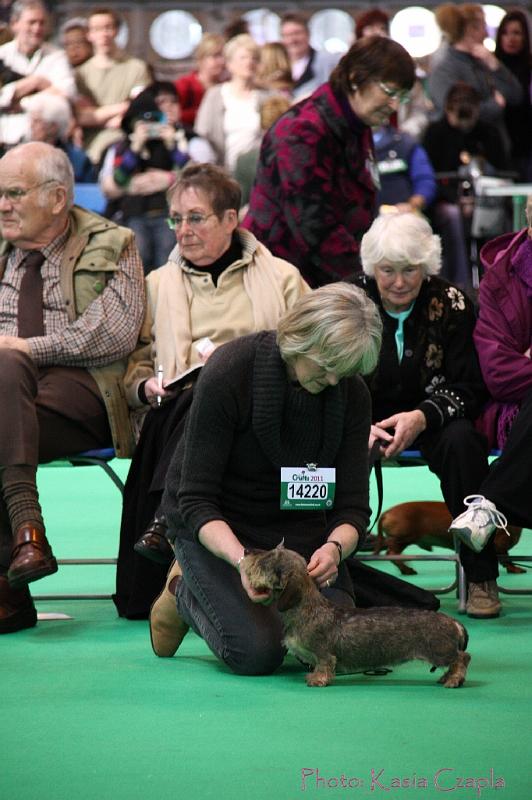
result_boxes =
[146,123,163,139]
[138,110,166,139]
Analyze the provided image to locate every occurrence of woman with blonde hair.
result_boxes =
[256,41,294,95]
[174,33,226,127]
[150,283,382,671]
[428,3,522,150]
[195,34,268,172]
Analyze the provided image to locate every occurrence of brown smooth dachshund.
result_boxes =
[374,501,524,575]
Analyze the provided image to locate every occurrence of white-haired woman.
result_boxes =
[194,34,268,173]
[150,284,382,674]
[355,211,500,619]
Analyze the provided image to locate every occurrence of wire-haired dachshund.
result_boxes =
[240,544,470,688]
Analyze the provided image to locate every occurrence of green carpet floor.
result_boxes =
[2,460,532,800]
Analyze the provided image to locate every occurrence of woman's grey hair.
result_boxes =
[277,283,383,378]
[168,163,241,216]
[32,145,75,207]
[360,212,442,277]
[24,93,73,141]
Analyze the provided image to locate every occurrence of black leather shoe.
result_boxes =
[0,575,37,633]
[7,523,58,588]
[134,515,174,565]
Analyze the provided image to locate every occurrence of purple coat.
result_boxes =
[474,227,532,447]
[242,83,377,287]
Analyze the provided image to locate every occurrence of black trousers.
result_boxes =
[174,537,354,676]
[113,388,194,619]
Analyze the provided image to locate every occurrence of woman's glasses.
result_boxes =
[378,81,411,105]
[167,212,217,230]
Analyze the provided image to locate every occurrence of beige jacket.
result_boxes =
[125,228,308,408]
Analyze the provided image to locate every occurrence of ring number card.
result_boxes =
[280,465,336,510]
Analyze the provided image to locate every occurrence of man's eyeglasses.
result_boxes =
[378,81,411,105]
[0,180,58,203]
[167,212,217,230]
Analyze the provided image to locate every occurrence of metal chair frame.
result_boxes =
[33,448,121,601]
[363,449,467,611]
[34,449,531,606]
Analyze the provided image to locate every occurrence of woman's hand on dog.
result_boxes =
[307,545,339,589]
[240,568,273,605]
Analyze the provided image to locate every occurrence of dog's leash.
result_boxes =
[367,457,384,534]
[296,655,392,677]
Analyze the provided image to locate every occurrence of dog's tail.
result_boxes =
[454,619,469,651]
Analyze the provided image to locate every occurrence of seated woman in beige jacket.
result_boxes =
[114,163,308,619]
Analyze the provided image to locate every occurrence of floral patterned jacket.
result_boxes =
[353,275,488,431]
[242,83,377,288]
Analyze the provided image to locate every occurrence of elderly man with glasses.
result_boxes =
[0,141,145,634]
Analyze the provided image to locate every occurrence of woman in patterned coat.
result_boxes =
[355,211,500,620]
[243,37,415,288]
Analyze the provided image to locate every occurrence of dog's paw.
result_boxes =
[438,670,466,688]
[441,675,466,688]
[306,671,332,687]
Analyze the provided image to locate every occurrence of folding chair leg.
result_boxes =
[457,560,467,613]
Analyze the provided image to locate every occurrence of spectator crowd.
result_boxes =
[0,0,532,650]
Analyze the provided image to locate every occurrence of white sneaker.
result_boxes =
[450,495,510,553]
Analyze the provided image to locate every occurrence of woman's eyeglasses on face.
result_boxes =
[378,81,411,105]
[167,212,217,230]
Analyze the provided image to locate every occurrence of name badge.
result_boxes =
[280,465,336,510]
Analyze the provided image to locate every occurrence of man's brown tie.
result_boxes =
[17,250,45,338]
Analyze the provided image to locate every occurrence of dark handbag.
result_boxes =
[346,557,440,611]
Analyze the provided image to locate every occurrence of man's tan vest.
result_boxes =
[0,205,140,457]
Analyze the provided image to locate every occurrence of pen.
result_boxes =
[157,364,163,406]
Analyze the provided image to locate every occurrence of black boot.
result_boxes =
[134,513,173,565]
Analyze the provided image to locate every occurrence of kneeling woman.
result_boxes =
[153,284,382,674]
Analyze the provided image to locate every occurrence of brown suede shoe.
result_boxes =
[7,523,58,588]
[149,560,189,657]
[0,575,37,633]
[466,580,502,619]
